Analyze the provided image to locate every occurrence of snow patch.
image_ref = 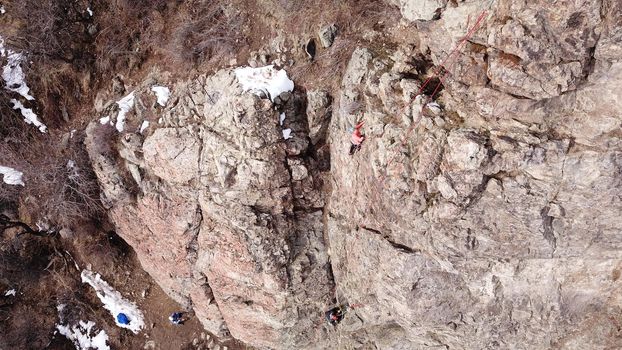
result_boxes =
[0,6,5,14]
[99,116,111,125]
[115,92,135,132]
[4,289,16,296]
[87,7,93,17]
[279,113,286,126]
[426,101,441,115]
[81,270,144,333]
[282,128,292,140]
[0,36,34,100]
[151,86,170,107]
[0,165,24,186]
[10,99,47,132]
[2,52,34,101]
[56,320,110,350]
[139,121,149,133]
[234,65,294,102]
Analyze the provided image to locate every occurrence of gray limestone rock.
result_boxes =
[318,24,337,48]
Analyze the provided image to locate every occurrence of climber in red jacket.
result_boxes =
[349,121,365,155]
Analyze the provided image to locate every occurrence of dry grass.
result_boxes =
[0,109,103,228]
[168,1,244,65]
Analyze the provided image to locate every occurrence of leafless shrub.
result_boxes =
[10,0,91,63]
[169,2,244,65]
[93,0,178,72]
[0,129,103,229]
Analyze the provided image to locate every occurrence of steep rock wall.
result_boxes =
[326,1,622,348]
[82,1,622,348]
[85,70,334,349]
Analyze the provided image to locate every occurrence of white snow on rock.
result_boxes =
[81,270,144,333]
[87,7,93,17]
[10,99,47,132]
[234,65,294,102]
[0,165,25,186]
[426,101,441,115]
[150,86,170,107]
[282,128,292,140]
[99,116,111,125]
[56,320,110,350]
[279,113,286,126]
[4,289,16,296]
[0,6,5,14]
[139,120,149,133]
[115,91,135,132]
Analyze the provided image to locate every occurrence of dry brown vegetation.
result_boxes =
[0,93,102,229]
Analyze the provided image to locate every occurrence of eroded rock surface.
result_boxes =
[324,2,622,349]
[84,2,621,349]
[86,69,334,349]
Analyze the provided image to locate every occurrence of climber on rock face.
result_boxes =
[349,121,365,155]
[325,305,347,326]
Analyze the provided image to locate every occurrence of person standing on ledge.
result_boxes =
[169,312,185,325]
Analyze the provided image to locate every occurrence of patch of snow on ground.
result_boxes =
[3,52,34,100]
[87,7,93,16]
[0,165,24,186]
[4,289,16,296]
[57,320,110,350]
[81,270,144,333]
[279,113,285,126]
[151,86,170,106]
[0,6,5,14]
[282,128,292,140]
[115,91,135,132]
[139,121,149,133]
[99,116,110,125]
[234,65,294,102]
[11,99,47,132]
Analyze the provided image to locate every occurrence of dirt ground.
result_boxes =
[0,219,245,350]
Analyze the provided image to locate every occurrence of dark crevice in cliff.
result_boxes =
[540,206,557,254]
[185,205,203,265]
[359,225,420,254]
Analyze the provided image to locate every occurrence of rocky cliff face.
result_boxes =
[85,69,335,348]
[83,0,621,349]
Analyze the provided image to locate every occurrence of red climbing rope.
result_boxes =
[375,9,488,186]
[419,10,488,99]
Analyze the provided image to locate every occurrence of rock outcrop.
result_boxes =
[324,1,622,348]
[86,69,334,349]
[84,1,621,349]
